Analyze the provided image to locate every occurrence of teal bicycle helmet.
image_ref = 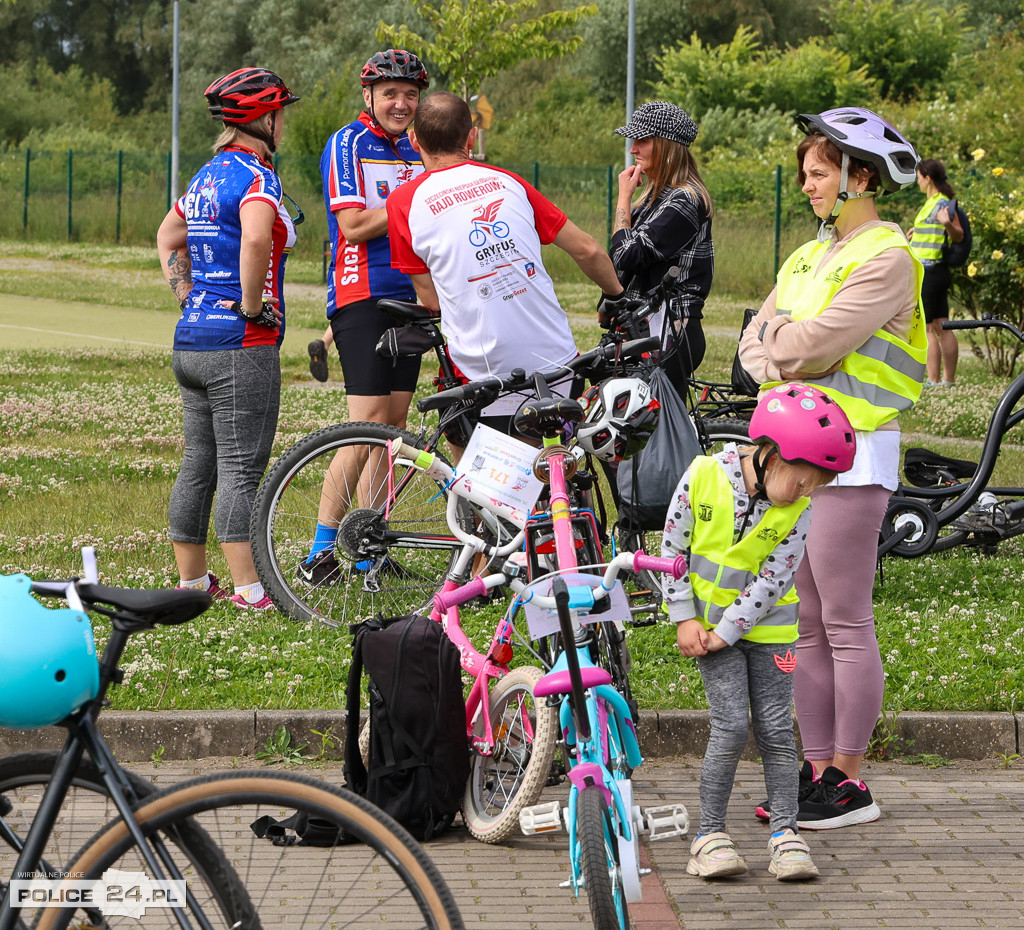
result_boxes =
[0,574,99,730]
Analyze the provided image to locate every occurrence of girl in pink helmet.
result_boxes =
[738,107,925,831]
[661,384,854,882]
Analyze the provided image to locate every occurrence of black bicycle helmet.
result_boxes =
[360,49,429,88]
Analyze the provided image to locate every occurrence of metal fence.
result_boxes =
[0,149,798,290]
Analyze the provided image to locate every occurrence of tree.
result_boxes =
[821,0,966,101]
[376,0,598,100]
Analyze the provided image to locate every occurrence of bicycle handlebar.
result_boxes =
[942,315,1024,343]
[417,336,659,414]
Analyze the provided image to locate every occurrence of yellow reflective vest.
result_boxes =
[770,226,926,431]
[910,192,946,264]
[687,456,807,645]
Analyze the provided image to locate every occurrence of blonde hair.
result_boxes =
[212,116,271,156]
[638,136,713,216]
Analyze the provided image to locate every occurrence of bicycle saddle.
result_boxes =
[514,396,586,439]
[903,447,976,487]
[76,584,213,627]
[376,299,439,325]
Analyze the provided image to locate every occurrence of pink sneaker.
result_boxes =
[176,573,230,600]
[230,593,275,611]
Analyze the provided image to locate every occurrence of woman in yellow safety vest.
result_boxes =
[663,383,855,881]
[738,108,925,832]
[909,158,964,386]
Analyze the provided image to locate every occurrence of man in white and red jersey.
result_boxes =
[387,91,626,433]
[315,49,428,422]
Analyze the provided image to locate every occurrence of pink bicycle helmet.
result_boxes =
[749,383,856,473]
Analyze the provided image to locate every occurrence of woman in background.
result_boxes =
[609,101,714,398]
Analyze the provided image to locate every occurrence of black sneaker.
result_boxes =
[797,765,880,830]
[296,550,341,585]
[755,759,818,821]
[308,339,329,382]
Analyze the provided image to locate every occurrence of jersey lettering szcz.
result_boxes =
[174,146,295,350]
[387,163,576,414]
[321,113,424,315]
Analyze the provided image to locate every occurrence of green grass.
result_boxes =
[0,242,1022,715]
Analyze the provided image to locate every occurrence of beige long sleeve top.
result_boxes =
[737,219,919,432]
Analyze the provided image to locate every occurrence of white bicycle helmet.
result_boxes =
[798,107,919,240]
[577,378,661,463]
[797,108,919,193]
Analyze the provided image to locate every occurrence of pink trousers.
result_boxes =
[793,484,892,759]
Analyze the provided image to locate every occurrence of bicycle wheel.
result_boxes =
[463,666,557,844]
[42,770,464,930]
[577,784,628,930]
[620,416,751,606]
[0,751,153,874]
[251,421,467,626]
[0,753,246,930]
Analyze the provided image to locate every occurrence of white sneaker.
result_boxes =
[768,829,819,881]
[686,832,747,878]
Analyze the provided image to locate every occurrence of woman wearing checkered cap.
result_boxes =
[610,101,715,399]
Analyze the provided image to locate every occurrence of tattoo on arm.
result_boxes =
[166,249,192,303]
[613,207,630,234]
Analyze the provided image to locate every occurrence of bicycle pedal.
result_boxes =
[628,615,658,628]
[519,800,563,835]
[644,803,689,840]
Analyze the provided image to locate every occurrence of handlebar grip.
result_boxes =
[417,379,500,413]
[433,578,488,614]
[632,553,687,580]
[942,320,988,330]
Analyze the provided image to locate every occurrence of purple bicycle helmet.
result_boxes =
[749,383,856,473]
[797,108,919,193]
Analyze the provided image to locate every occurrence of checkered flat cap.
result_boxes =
[614,102,699,147]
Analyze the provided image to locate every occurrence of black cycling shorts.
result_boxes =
[921,264,951,323]
[330,298,422,395]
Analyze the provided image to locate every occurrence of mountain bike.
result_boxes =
[878,315,1024,558]
[0,548,463,930]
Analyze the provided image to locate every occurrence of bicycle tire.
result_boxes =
[41,769,464,930]
[620,417,750,608]
[251,421,466,626]
[463,666,558,844]
[577,784,628,930]
[0,753,247,930]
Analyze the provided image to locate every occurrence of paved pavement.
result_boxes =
[138,753,1024,930]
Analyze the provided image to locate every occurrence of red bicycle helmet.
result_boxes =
[749,383,856,473]
[360,49,429,88]
[205,68,300,123]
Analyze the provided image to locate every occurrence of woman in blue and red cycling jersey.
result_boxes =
[157,67,298,610]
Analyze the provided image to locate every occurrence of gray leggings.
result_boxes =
[696,639,799,835]
[170,346,280,545]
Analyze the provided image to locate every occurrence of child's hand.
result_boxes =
[705,631,729,652]
[676,619,708,657]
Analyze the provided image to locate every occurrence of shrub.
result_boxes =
[949,152,1024,376]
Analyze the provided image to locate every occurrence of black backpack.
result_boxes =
[343,614,469,841]
[941,200,973,268]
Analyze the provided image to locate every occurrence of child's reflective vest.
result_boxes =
[770,226,926,431]
[688,456,807,645]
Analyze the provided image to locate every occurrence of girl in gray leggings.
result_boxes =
[662,384,856,881]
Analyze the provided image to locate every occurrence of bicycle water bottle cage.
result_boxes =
[514,397,586,440]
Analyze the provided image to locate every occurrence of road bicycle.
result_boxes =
[878,315,1024,558]
[0,548,463,930]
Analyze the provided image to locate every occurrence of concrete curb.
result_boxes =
[1,709,1019,763]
